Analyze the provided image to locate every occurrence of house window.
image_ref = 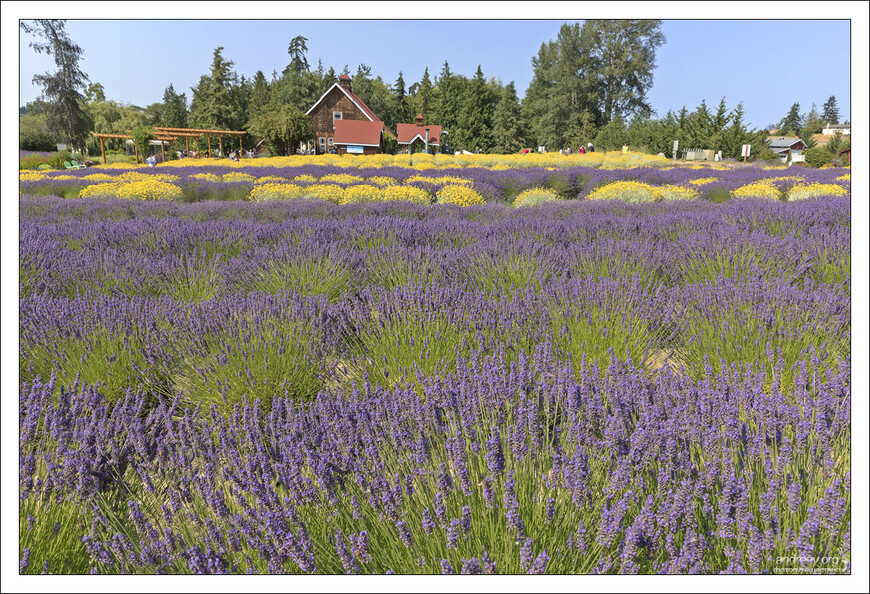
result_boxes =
[319,137,327,152]
[333,112,342,120]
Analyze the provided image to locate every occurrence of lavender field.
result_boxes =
[18,161,851,575]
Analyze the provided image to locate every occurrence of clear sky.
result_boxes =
[17,14,854,130]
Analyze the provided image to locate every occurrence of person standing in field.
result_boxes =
[578,145,586,154]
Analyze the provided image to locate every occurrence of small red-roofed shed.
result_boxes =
[396,114,444,154]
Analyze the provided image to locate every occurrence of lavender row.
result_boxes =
[20,347,850,574]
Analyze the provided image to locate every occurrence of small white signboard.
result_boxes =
[741,144,751,158]
[56,143,67,151]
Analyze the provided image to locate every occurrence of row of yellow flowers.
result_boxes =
[28,150,805,175]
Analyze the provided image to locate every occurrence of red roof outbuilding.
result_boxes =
[396,123,443,145]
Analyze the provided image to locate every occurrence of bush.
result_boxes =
[19,154,49,170]
[804,147,833,168]
[46,151,73,170]
[513,187,561,207]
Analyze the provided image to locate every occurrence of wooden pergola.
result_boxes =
[92,132,196,164]
[153,127,247,159]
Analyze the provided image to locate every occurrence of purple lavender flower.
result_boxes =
[446,519,460,549]
[461,506,472,535]
[485,428,505,475]
[422,508,436,535]
[520,537,534,571]
[482,549,496,574]
[440,559,455,575]
[461,557,482,574]
[396,520,414,548]
[19,549,31,574]
[528,551,549,575]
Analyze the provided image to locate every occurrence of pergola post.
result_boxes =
[186,137,190,157]
[100,138,106,164]
[219,135,223,158]
[206,134,211,158]
[160,141,166,163]
[134,143,140,164]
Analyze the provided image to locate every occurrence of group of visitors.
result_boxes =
[555,142,595,155]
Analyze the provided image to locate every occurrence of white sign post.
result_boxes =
[741,144,751,162]
[673,140,679,160]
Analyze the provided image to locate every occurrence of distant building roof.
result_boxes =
[767,137,805,149]
[332,119,386,147]
[824,123,849,128]
[396,122,443,145]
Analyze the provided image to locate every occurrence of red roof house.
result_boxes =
[306,75,392,155]
[396,115,443,154]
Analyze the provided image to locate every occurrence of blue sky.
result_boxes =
[18,17,853,130]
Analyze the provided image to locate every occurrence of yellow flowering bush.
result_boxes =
[117,171,180,183]
[114,180,182,201]
[365,176,398,187]
[222,172,256,183]
[731,181,782,200]
[659,185,700,201]
[406,175,473,186]
[300,183,344,203]
[81,173,118,182]
[19,172,47,182]
[787,183,849,202]
[320,173,364,185]
[190,173,222,182]
[340,184,382,204]
[255,175,290,184]
[836,173,850,182]
[378,185,431,205]
[436,185,486,207]
[689,177,721,186]
[586,181,662,203]
[513,187,562,207]
[249,183,304,202]
[78,182,123,198]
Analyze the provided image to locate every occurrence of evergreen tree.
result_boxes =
[161,83,188,128]
[20,19,92,153]
[593,114,627,151]
[491,81,525,153]
[685,100,712,149]
[393,71,412,125]
[778,103,802,136]
[323,67,338,89]
[457,65,494,151]
[522,24,598,150]
[801,103,825,134]
[433,62,464,145]
[580,19,666,121]
[189,47,241,133]
[415,67,434,120]
[249,71,271,118]
[722,102,763,159]
[822,95,840,124]
[286,35,310,73]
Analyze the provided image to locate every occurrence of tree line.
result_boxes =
[19,20,848,161]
